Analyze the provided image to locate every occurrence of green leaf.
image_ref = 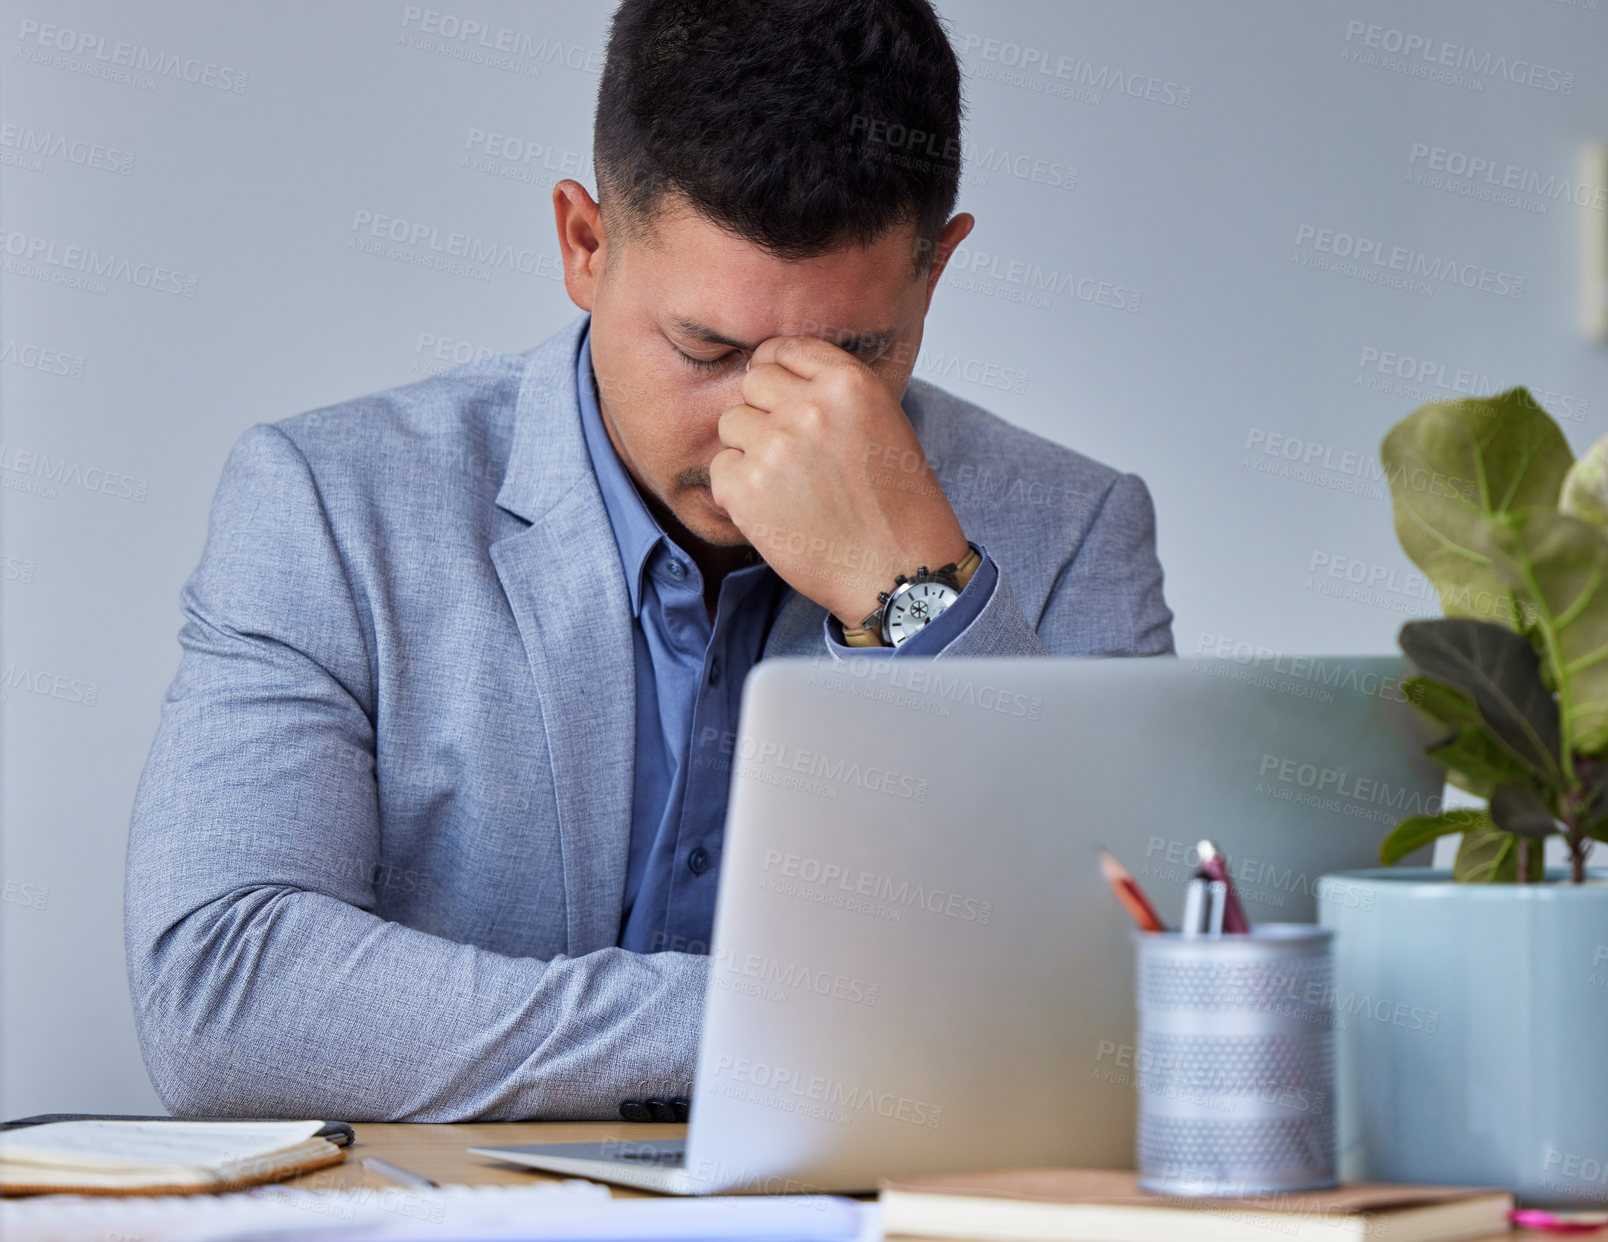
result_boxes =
[1453,824,1519,882]
[1482,510,1608,755]
[1424,727,1540,799]
[1381,388,1574,626]
[1489,783,1558,838]
[1381,809,1489,865]
[1398,619,1561,782]
[1560,432,1608,536]
[1401,675,1487,731]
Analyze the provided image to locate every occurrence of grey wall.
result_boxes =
[3,0,1604,1116]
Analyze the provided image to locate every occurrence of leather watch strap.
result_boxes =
[950,546,982,589]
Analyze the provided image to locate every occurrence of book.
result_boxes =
[879,1168,1516,1242]
[0,1120,346,1196]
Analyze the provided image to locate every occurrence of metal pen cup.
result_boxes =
[1132,924,1338,1196]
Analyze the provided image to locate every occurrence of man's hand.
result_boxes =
[709,335,968,629]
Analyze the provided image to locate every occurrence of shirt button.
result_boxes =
[688,847,711,876]
[666,560,687,581]
[709,657,722,686]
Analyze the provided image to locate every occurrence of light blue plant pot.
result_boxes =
[1316,868,1608,1206]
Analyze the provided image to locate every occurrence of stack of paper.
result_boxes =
[0,1178,875,1242]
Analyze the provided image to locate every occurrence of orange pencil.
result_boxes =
[1098,847,1166,932]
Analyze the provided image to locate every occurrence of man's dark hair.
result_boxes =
[593,0,963,277]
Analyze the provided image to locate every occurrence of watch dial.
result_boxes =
[887,583,957,644]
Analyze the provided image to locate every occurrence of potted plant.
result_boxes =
[1315,388,1608,1206]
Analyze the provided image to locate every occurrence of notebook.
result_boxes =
[0,1180,872,1242]
[878,1168,1516,1242]
[0,1120,345,1196]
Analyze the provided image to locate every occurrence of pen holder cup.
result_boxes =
[1132,925,1337,1197]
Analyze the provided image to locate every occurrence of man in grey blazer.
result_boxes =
[125,0,1173,1122]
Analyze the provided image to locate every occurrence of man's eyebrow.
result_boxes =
[666,315,897,355]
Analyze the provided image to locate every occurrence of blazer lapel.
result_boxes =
[490,316,635,955]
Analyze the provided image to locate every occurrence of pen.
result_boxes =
[1195,839,1250,933]
[362,1156,439,1189]
[1180,877,1208,938]
[1098,847,1166,932]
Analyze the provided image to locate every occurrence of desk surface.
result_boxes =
[280,1121,686,1198]
[274,1123,1549,1241]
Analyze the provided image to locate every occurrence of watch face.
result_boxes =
[886,581,959,645]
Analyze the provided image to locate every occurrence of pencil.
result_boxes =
[1098,847,1166,932]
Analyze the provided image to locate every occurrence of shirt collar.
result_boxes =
[575,321,667,617]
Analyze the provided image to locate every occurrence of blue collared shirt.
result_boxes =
[574,322,998,954]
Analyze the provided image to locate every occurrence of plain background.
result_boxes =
[3,0,1605,1117]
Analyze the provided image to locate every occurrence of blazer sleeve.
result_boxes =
[885,471,1176,659]
[123,423,704,1121]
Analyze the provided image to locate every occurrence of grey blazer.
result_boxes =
[124,312,1173,1121]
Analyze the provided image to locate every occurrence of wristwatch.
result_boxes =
[841,546,982,648]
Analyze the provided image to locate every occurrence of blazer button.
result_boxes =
[645,1097,676,1123]
[688,847,711,875]
[618,1098,652,1122]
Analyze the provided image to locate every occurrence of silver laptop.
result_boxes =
[471,654,1441,1194]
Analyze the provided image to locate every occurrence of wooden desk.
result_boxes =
[277,1123,1556,1240]
[277,1121,686,1198]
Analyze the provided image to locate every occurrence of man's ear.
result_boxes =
[553,179,608,311]
[923,212,976,310]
